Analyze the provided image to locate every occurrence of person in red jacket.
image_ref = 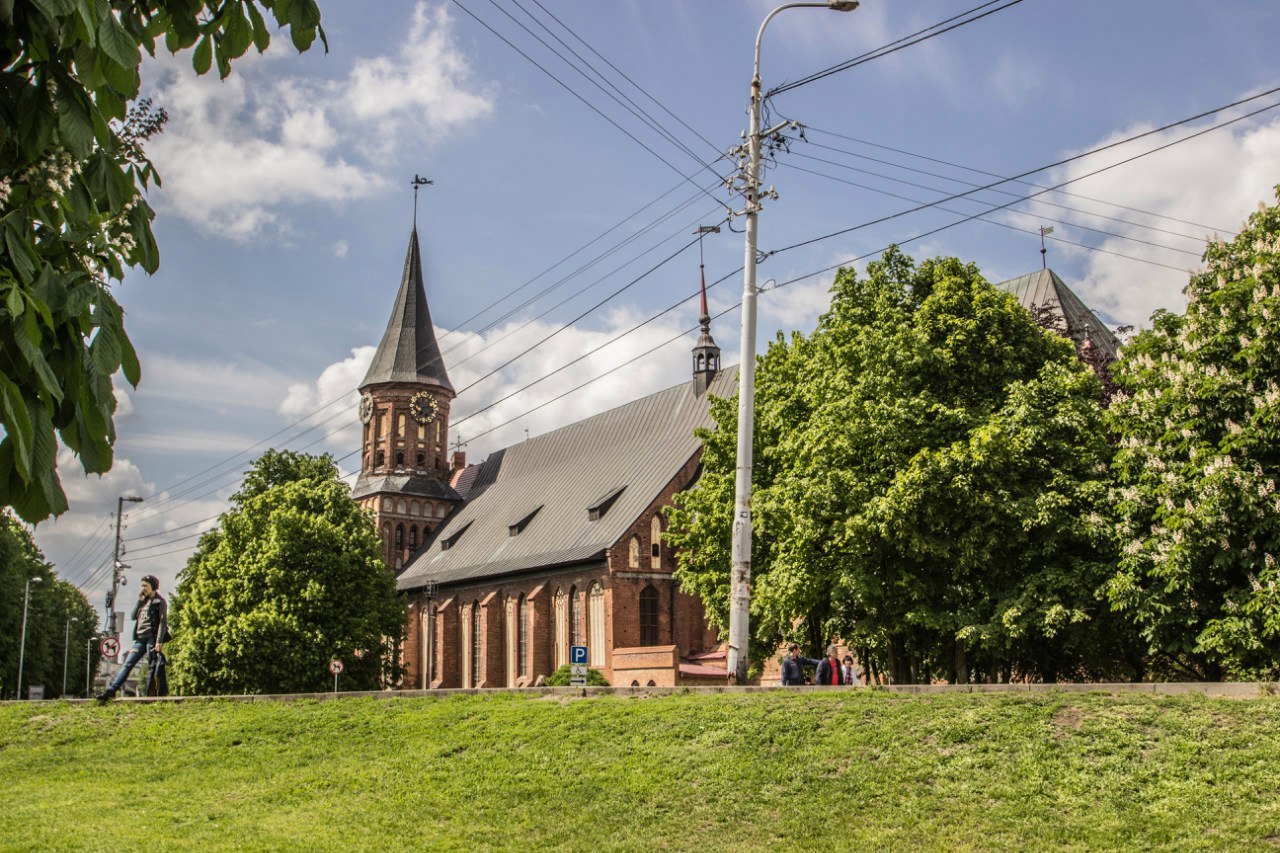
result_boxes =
[813,645,844,686]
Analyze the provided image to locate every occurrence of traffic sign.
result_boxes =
[570,664,587,677]
[329,659,344,674]
[100,637,120,658]
[570,645,588,665]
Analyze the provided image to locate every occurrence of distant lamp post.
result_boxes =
[727,0,859,685]
[17,576,42,699]
[85,635,98,697]
[62,617,79,697]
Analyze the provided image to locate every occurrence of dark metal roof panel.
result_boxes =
[398,368,738,589]
[360,230,454,392]
[352,472,462,503]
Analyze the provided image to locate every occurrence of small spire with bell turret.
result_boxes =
[692,226,721,396]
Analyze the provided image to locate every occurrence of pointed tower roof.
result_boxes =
[361,229,454,393]
[994,268,1122,362]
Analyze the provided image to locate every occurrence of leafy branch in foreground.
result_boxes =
[0,0,326,522]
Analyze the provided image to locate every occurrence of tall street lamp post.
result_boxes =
[727,0,859,684]
[108,495,144,635]
[85,635,98,697]
[62,617,79,697]
[17,576,42,700]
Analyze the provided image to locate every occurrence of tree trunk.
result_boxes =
[954,640,968,685]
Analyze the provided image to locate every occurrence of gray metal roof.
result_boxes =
[397,368,738,591]
[352,471,462,503]
[993,268,1122,361]
[360,230,454,393]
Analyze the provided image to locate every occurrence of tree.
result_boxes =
[1105,188,1280,680]
[0,511,99,698]
[0,1,326,522]
[168,450,404,695]
[669,248,1134,683]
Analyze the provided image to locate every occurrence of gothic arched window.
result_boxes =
[640,585,660,646]
[409,526,418,550]
[628,536,640,569]
[395,524,404,550]
[471,601,482,687]
[395,451,404,467]
[376,450,385,467]
[417,453,425,467]
[588,583,605,666]
[650,516,662,568]
[517,594,528,678]
[569,585,583,647]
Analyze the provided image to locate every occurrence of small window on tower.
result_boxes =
[376,450,385,467]
[417,453,425,467]
[395,452,404,467]
[409,526,418,549]
[395,524,404,550]
[397,414,405,438]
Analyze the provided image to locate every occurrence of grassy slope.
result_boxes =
[1,691,1279,851]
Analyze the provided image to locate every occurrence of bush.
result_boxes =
[545,664,609,686]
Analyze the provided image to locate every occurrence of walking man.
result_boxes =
[780,644,822,686]
[97,575,169,701]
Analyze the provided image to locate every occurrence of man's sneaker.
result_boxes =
[95,690,115,703]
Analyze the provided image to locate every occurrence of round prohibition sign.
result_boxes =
[329,659,344,675]
[100,637,120,657]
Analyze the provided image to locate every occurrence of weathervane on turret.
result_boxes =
[412,175,433,228]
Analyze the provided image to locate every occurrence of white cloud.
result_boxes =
[1036,108,1280,327]
[143,3,494,241]
[134,352,294,411]
[332,240,349,258]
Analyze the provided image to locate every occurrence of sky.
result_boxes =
[30,0,1280,628]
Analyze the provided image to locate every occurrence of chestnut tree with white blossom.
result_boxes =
[1106,188,1280,680]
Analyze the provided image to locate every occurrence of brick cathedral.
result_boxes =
[357,228,729,688]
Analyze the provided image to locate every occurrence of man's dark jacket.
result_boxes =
[814,657,844,686]
[781,654,821,686]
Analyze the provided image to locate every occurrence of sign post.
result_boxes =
[569,645,588,687]
[329,659,343,693]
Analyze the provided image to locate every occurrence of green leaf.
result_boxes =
[223,3,253,59]
[90,322,122,376]
[5,286,24,318]
[246,2,270,52]
[54,85,95,160]
[0,377,34,482]
[0,0,15,25]
[192,33,212,74]
[4,225,37,284]
[215,40,232,79]
[119,326,141,387]
[97,12,141,73]
[290,22,315,52]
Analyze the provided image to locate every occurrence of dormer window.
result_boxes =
[441,520,473,551]
[509,506,543,536]
[587,486,626,521]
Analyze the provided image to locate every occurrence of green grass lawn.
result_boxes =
[2,690,1279,851]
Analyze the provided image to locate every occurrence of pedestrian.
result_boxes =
[780,643,821,686]
[97,575,170,701]
[841,654,860,686]
[813,645,844,686]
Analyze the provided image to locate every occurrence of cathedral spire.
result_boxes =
[360,229,454,394]
[692,231,721,396]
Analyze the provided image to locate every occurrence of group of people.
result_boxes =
[780,644,862,686]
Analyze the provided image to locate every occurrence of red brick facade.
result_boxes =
[400,451,721,688]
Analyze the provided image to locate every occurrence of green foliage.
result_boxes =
[544,664,609,686]
[167,451,404,695]
[0,511,99,698]
[0,0,327,522]
[670,247,1134,682]
[2,692,1280,848]
[1106,188,1280,680]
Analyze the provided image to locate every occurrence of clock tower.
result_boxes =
[353,228,462,570]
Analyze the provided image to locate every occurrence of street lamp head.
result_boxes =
[124,496,144,503]
[828,0,859,9]
[29,576,42,584]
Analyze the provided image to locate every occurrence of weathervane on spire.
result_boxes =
[412,175,433,228]
[1039,225,1054,270]
[694,225,721,329]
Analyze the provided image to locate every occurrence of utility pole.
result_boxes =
[726,1,859,685]
[18,576,42,699]
[62,617,78,697]
[86,635,96,697]
[108,495,143,637]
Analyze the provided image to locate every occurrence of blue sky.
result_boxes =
[34,0,1280,617]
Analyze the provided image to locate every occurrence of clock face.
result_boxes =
[410,391,440,425]
[358,395,374,424]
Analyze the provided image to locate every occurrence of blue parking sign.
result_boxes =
[570,645,588,665]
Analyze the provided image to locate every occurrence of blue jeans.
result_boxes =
[107,638,157,694]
